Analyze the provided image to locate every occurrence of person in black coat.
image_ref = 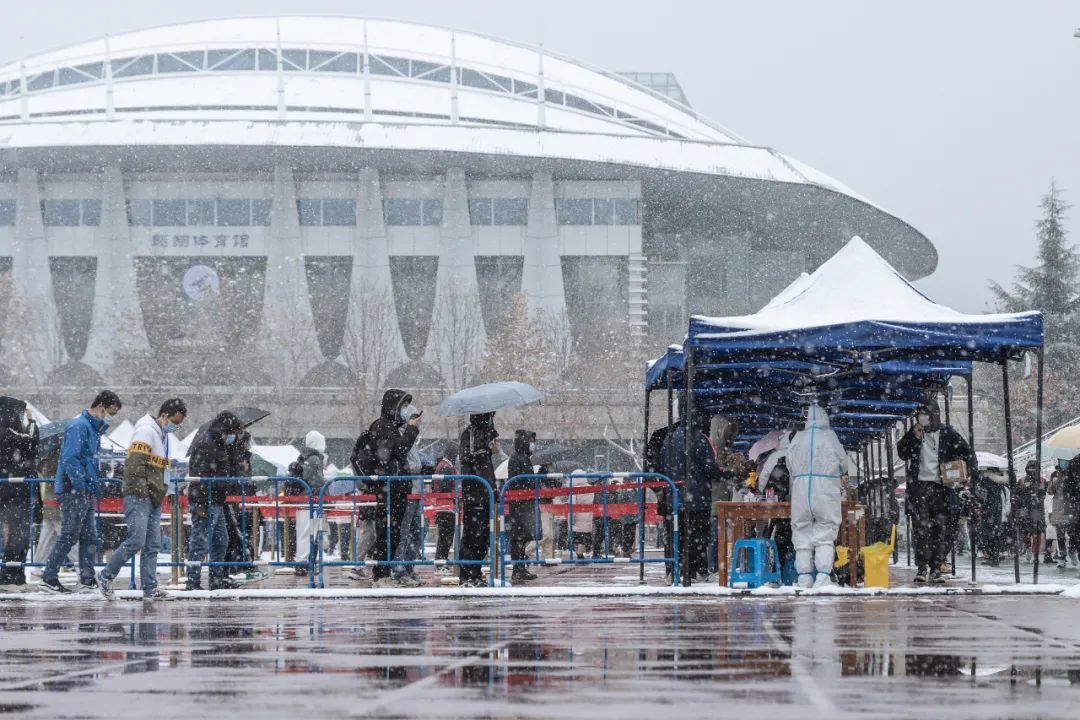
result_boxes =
[0,397,39,586]
[360,389,421,585]
[896,399,974,583]
[458,412,499,587]
[186,411,245,590]
[660,413,722,582]
[506,429,538,582]
[646,423,675,571]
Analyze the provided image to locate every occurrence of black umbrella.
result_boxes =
[37,419,73,460]
[189,406,271,449]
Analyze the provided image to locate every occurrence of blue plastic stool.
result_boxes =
[780,557,797,586]
[729,538,782,588]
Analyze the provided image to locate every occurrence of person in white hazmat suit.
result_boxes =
[785,403,850,589]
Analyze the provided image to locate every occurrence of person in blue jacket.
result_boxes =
[40,391,122,593]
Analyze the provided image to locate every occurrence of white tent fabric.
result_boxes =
[693,236,1036,337]
[251,444,299,476]
[106,419,135,447]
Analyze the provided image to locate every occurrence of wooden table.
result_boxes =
[713,501,866,587]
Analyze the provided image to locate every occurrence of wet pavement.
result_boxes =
[0,593,1079,718]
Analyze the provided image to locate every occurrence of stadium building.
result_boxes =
[0,16,935,454]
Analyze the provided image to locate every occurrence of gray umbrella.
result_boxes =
[436,382,543,417]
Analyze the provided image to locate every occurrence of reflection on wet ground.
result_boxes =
[0,596,1079,718]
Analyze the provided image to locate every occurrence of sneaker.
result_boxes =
[812,573,834,589]
[1044,553,1055,565]
[434,565,454,577]
[294,567,309,577]
[346,567,371,582]
[395,573,423,588]
[1058,558,1069,570]
[209,578,239,591]
[184,581,204,591]
[143,588,171,602]
[914,567,928,584]
[373,577,399,589]
[460,578,486,588]
[929,569,946,584]
[96,572,114,601]
[41,577,72,594]
[77,578,99,593]
[939,562,953,575]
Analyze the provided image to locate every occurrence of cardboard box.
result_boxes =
[941,460,968,487]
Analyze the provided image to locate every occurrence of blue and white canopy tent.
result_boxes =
[645,238,1044,585]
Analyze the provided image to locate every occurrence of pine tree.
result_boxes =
[989,180,1078,344]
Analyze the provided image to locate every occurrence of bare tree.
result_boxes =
[429,287,483,393]
[341,284,400,422]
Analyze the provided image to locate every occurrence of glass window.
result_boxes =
[208,49,256,71]
[153,199,187,226]
[371,55,409,77]
[565,94,601,115]
[422,199,443,226]
[321,199,357,226]
[157,51,204,73]
[42,199,80,227]
[112,56,154,78]
[410,60,441,78]
[58,65,97,86]
[187,199,215,226]
[544,89,564,105]
[80,200,102,227]
[459,68,504,92]
[27,71,55,91]
[468,198,492,226]
[0,200,15,226]
[593,199,613,226]
[297,199,320,226]
[385,199,421,226]
[420,66,452,83]
[216,199,251,226]
[613,198,639,225]
[126,199,152,226]
[513,79,537,96]
[256,49,279,71]
[556,199,593,225]
[316,52,358,73]
[281,49,307,71]
[493,198,528,225]
[251,199,272,226]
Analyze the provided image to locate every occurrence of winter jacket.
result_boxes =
[897,424,973,486]
[507,430,538,536]
[123,414,171,506]
[646,425,674,516]
[659,420,721,515]
[366,389,420,482]
[0,396,38,479]
[54,410,107,495]
[300,447,326,494]
[1049,478,1072,526]
[188,411,245,512]
[460,413,498,502]
[1063,456,1080,517]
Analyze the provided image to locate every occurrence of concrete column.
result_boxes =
[353,167,405,362]
[86,165,145,373]
[265,165,316,380]
[522,171,566,317]
[11,168,57,381]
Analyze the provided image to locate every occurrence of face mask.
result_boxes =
[163,422,178,434]
[917,413,931,428]
[224,434,236,446]
[400,403,419,422]
[102,415,114,428]
[529,443,536,454]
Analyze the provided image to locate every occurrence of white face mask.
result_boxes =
[917,413,931,428]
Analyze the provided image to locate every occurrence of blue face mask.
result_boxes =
[224,434,236,446]
[102,415,114,428]
[163,422,178,434]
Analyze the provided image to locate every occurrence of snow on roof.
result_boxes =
[252,444,300,475]
[692,236,1036,337]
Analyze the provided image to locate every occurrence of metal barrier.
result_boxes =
[181,476,316,588]
[315,475,497,589]
[498,472,680,587]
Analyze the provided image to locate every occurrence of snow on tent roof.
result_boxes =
[252,444,300,476]
[687,236,1042,361]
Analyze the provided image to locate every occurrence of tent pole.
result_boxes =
[666,370,674,427]
[886,431,898,565]
[683,347,695,588]
[967,374,976,584]
[1034,349,1045,585]
[641,389,650,585]
[944,384,951,425]
[1001,351,1020,584]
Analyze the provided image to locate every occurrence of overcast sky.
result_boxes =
[2,0,1077,312]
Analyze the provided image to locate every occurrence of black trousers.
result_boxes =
[373,487,409,580]
[459,490,490,584]
[619,522,638,555]
[435,512,455,561]
[0,485,31,585]
[910,481,950,570]
[685,508,711,580]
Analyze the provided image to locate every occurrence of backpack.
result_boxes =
[350,430,381,494]
[285,453,307,496]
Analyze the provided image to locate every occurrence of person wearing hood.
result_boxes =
[0,397,39,587]
[359,389,421,587]
[786,403,850,589]
[186,410,246,591]
[292,430,327,576]
[897,398,973,584]
[391,405,426,588]
[659,406,722,583]
[506,429,539,583]
[1015,460,1046,562]
[97,398,186,601]
[458,412,499,587]
[41,390,123,593]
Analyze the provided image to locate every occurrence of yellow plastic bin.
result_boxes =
[859,525,896,588]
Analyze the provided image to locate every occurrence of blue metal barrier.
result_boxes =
[498,472,680,587]
[315,475,497,589]
[182,476,315,588]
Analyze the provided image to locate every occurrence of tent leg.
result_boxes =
[682,348,695,588]
[967,374,977,584]
[1034,349,1045,585]
[641,390,650,585]
[886,433,898,565]
[1001,351,1020,585]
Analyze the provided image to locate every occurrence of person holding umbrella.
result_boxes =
[458,412,500,587]
[186,411,245,591]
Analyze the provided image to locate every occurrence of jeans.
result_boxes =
[102,497,162,595]
[43,492,98,584]
[392,500,423,579]
[187,505,228,586]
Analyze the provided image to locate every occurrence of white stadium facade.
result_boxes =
[0,16,935,456]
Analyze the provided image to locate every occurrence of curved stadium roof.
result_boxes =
[0,16,936,277]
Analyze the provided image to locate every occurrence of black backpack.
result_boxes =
[285,453,307,496]
[350,430,382,494]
